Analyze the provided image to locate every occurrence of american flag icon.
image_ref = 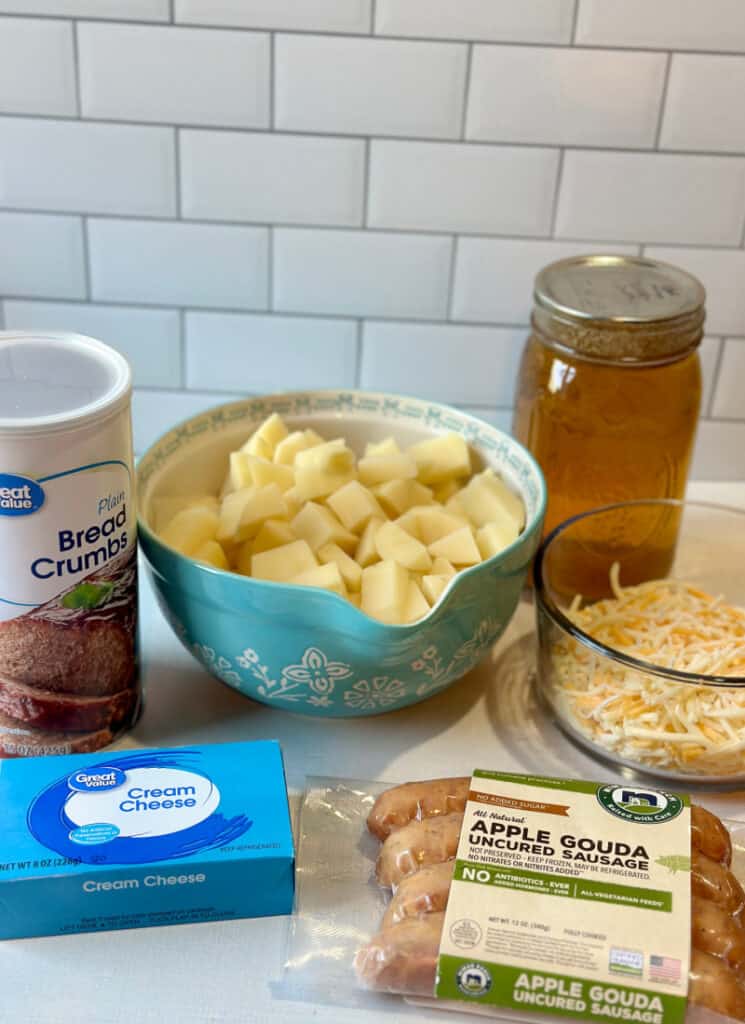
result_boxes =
[649,955,681,984]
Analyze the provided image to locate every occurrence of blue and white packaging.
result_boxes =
[0,740,294,939]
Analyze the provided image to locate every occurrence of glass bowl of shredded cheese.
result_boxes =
[534,499,745,784]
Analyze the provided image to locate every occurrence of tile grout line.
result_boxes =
[549,149,566,237]
[459,43,474,140]
[570,0,581,44]
[362,138,372,227]
[178,308,187,388]
[653,52,673,149]
[267,227,274,310]
[169,0,175,22]
[0,301,5,331]
[173,127,182,218]
[446,236,459,319]
[354,321,364,386]
[369,0,377,34]
[81,216,92,301]
[71,20,82,118]
[707,337,727,417]
[269,32,275,130]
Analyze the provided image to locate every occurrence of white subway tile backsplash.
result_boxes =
[451,239,639,324]
[0,1,168,17]
[78,23,270,128]
[275,34,467,139]
[700,337,723,414]
[711,339,745,418]
[0,118,175,216]
[691,420,745,481]
[0,19,76,117]
[556,152,745,246]
[0,212,85,299]
[175,0,371,33]
[467,47,666,147]
[88,219,268,309]
[181,131,364,227]
[375,0,575,44]
[661,56,745,154]
[273,229,451,319]
[2,301,181,388]
[361,321,523,405]
[576,0,745,53]
[368,140,558,236]
[645,247,745,337]
[185,312,357,392]
[132,388,245,454]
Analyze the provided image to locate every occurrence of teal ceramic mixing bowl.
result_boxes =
[137,390,546,716]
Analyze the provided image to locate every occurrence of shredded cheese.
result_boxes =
[550,566,745,775]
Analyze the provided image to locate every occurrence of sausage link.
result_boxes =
[689,947,745,1020]
[354,912,443,996]
[381,861,455,929]
[691,895,745,971]
[367,779,470,840]
[691,804,732,866]
[692,849,745,917]
[376,812,463,889]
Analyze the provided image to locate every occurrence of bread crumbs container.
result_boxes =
[0,332,139,757]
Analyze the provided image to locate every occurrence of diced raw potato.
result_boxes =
[428,525,481,566]
[152,494,218,533]
[219,472,234,500]
[373,479,434,517]
[432,479,460,503]
[252,518,296,555]
[234,539,254,576]
[408,433,471,485]
[326,479,384,533]
[291,502,357,553]
[294,466,356,502]
[364,437,400,457]
[476,519,519,560]
[241,413,288,457]
[290,562,346,598]
[361,560,409,624]
[355,516,384,568]
[411,506,466,546]
[283,486,303,520]
[251,539,318,582]
[295,438,355,475]
[217,484,287,543]
[161,506,219,556]
[431,556,456,577]
[446,493,468,520]
[231,453,294,493]
[459,469,525,531]
[192,539,229,570]
[273,428,324,466]
[357,453,417,487]
[395,509,421,539]
[421,574,449,605]
[228,452,256,491]
[403,579,430,623]
[241,433,272,460]
[375,521,432,572]
[318,542,362,592]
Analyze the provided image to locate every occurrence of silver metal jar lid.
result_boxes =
[532,255,706,362]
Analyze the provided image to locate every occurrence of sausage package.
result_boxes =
[280,775,745,1024]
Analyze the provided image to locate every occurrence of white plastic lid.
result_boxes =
[0,332,132,436]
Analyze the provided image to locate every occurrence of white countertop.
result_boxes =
[4,482,745,1024]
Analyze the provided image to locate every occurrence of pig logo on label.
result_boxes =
[456,963,492,997]
[0,473,45,516]
[596,785,683,825]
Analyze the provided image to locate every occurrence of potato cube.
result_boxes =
[373,479,434,518]
[421,574,449,605]
[358,453,417,487]
[459,469,525,531]
[251,539,317,582]
[217,484,287,543]
[403,579,430,623]
[273,428,324,466]
[295,438,355,474]
[161,505,219,556]
[152,494,218,533]
[408,433,471,485]
[428,525,481,566]
[294,466,355,502]
[219,472,234,500]
[477,519,519,560]
[361,560,409,624]
[241,413,288,457]
[231,453,294,493]
[252,518,296,555]
[431,556,456,577]
[411,506,466,546]
[318,543,362,592]
[364,437,401,457]
[446,493,468,520]
[192,539,229,571]
[291,502,357,553]
[375,521,432,572]
[432,479,461,503]
[290,562,346,598]
[283,486,303,520]
[355,516,384,568]
[395,509,421,539]
[233,538,254,576]
[228,451,255,491]
[326,480,384,533]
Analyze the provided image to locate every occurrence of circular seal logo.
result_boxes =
[596,785,684,824]
[456,962,492,998]
[449,919,483,950]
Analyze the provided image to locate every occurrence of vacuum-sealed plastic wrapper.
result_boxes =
[281,776,745,1024]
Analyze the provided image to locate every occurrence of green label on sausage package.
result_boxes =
[434,772,690,1024]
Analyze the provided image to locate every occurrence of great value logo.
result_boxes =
[68,767,126,793]
[0,473,45,516]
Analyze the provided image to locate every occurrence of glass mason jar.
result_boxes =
[513,255,705,594]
